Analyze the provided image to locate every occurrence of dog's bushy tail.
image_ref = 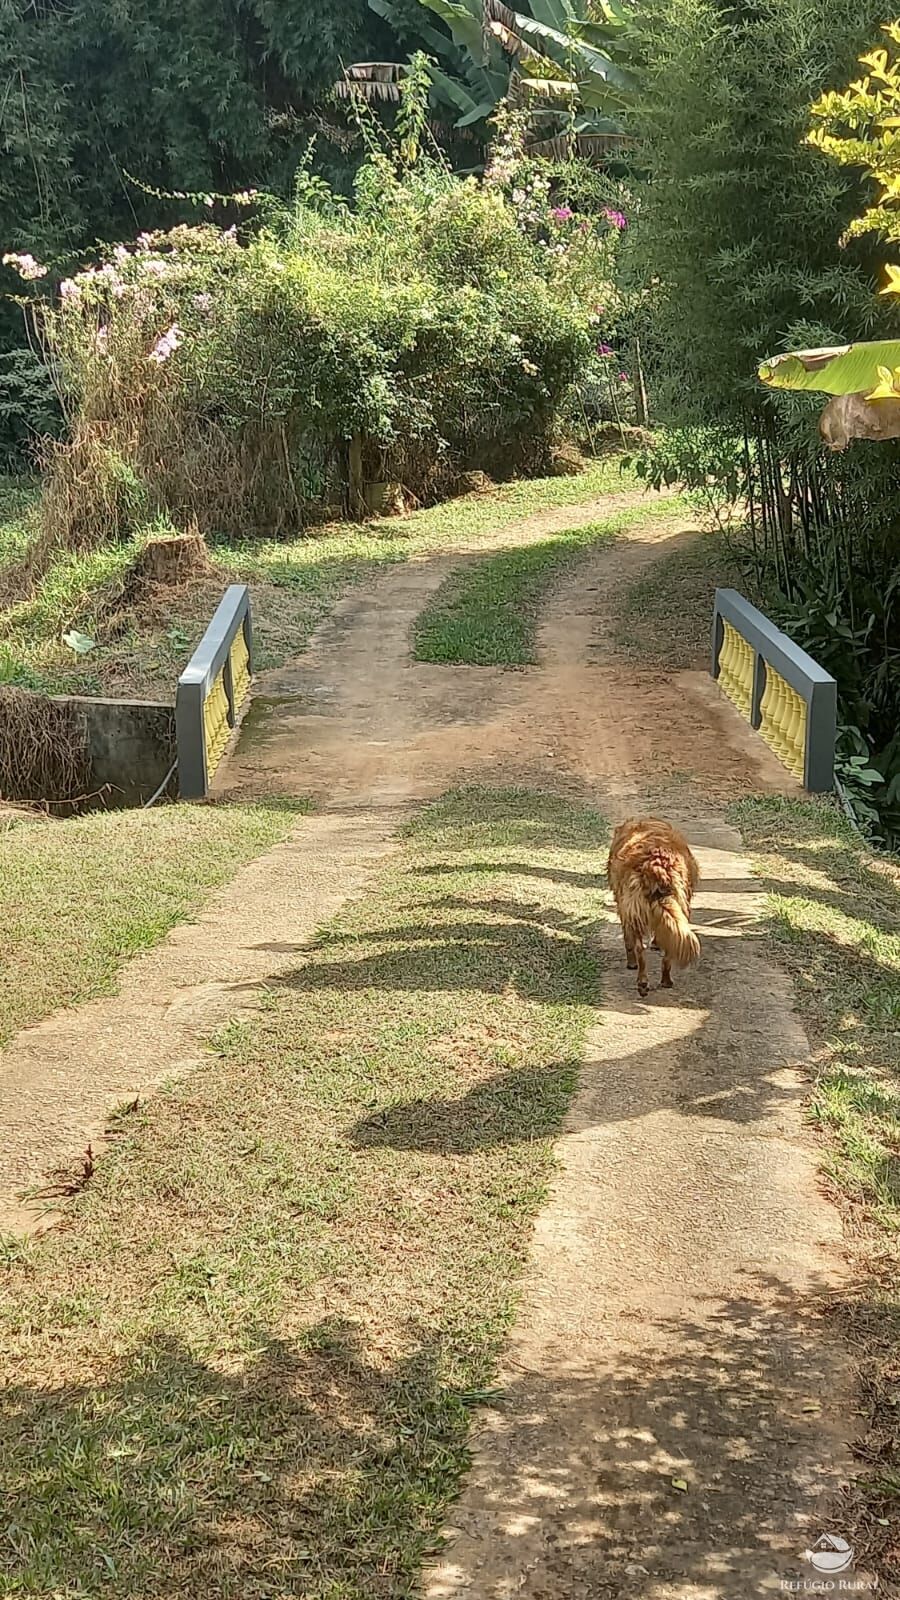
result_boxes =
[650,896,700,969]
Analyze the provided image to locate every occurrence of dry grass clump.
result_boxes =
[0,685,89,807]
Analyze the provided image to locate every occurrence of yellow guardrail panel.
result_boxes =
[177,584,254,799]
[759,663,806,781]
[203,667,232,779]
[230,628,251,713]
[718,620,754,719]
[712,589,835,793]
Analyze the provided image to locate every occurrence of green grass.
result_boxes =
[0,456,644,699]
[613,527,742,669]
[0,787,606,1598]
[730,793,900,1556]
[414,498,687,667]
[0,474,39,577]
[0,800,303,1046]
[413,521,613,666]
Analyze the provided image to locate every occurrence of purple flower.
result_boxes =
[59,278,79,300]
[618,371,629,383]
[193,292,213,313]
[596,342,614,357]
[602,207,627,231]
[550,205,574,222]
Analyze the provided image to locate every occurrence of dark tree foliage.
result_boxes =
[629,0,891,424]
[0,0,397,453]
[0,0,393,260]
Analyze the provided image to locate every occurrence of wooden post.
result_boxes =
[348,434,364,516]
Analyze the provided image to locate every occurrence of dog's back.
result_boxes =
[607,818,700,993]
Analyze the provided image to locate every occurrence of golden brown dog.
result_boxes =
[607,818,700,997]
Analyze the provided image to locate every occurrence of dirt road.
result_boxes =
[0,498,857,1595]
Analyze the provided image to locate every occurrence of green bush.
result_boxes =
[28,154,591,544]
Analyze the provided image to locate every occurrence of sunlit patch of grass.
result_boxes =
[0,798,304,1045]
[0,787,605,1597]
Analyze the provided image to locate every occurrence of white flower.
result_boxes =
[147,322,184,364]
[3,251,47,281]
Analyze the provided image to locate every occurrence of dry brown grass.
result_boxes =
[0,686,89,807]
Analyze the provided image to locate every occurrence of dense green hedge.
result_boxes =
[29,157,592,543]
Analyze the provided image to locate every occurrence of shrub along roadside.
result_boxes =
[0,786,606,1597]
[731,794,900,1571]
[21,153,602,555]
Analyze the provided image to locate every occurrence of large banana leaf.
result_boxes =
[506,12,629,86]
[369,0,453,57]
[419,0,486,58]
[758,341,900,395]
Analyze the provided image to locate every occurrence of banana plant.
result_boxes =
[759,342,900,450]
[338,0,631,155]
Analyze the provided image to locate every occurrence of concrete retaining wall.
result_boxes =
[58,697,176,808]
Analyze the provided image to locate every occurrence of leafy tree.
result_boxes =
[0,0,397,455]
[628,0,888,424]
[629,0,900,844]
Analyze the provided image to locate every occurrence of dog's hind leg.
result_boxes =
[660,953,673,989]
[623,923,638,971]
[626,924,649,997]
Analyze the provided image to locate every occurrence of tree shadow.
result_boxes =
[0,1321,465,1599]
[423,1276,891,1594]
[0,1287,891,1596]
[415,860,602,890]
[271,913,599,1009]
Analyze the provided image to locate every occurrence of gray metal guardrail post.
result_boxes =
[711,588,836,792]
[176,584,253,800]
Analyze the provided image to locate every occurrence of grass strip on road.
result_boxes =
[0,799,302,1046]
[0,457,645,698]
[414,499,686,667]
[732,794,900,1574]
[613,528,741,670]
[0,787,605,1598]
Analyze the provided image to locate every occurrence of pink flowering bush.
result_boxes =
[30,159,588,547]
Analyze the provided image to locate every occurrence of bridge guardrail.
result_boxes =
[176,585,253,798]
[711,588,836,792]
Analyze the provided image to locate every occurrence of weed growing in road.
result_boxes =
[414,498,688,667]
